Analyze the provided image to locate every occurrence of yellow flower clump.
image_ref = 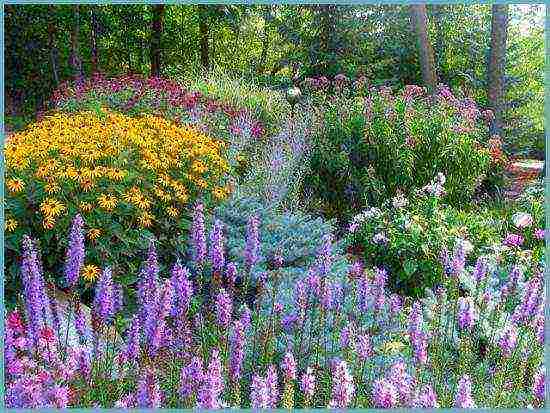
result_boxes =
[5,111,231,233]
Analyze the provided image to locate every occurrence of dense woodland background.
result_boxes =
[4,3,545,156]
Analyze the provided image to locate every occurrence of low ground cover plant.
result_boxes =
[5,214,544,408]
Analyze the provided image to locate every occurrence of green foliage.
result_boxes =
[305,86,495,221]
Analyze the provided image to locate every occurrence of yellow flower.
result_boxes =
[380,341,405,355]
[40,198,66,218]
[88,228,101,241]
[191,160,208,174]
[212,186,227,200]
[43,216,56,230]
[166,206,179,218]
[44,182,61,195]
[6,178,25,193]
[97,194,117,211]
[138,211,154,228]
[5,217,18,232]
[80,201,93,213]
[81,264,101,282]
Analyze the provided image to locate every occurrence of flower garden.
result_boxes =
[4,73,545,409]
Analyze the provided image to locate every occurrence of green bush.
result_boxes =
[304,85,498,220]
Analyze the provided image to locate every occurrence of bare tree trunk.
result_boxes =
[90,6,99,73]
[47,5,60,86]
[69,5,83,79]
[150,4,164,77]
[199,6,209,71]
[410,4,438,92]
[487,4,509,136]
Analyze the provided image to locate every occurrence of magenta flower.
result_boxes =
[136,369,162,408]
[534,228,545,240]
[250,374,270,408]
[533,369,545,401]
[266,365,279,408]
[412,384,439,408]
[229,320,245,381]
[503,233,524,248]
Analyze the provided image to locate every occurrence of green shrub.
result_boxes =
[304,85,499,220]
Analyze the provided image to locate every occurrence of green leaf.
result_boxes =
[403,259,418,277]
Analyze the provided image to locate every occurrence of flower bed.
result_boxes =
[5,212,545,408]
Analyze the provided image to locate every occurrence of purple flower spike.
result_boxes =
[136,369,162,408]
[413,385,439,408]
[180,356,204,399]
[215,288,232,329]
[250,374,270,408]
[454,375,476,408]
[356,334,373,361]
[328,359,355,408]
[300,367,315,399]
[498,323,518,358]
[372,378,398,408]
[64,214,85,288]
[125,315,141,363]
[170,262,193,318]
[457,297,476,330]
[245,215,261,268]
[533,368,545,401]
[266,365,279,408]
[229,320,245,382]
[197,349,224,408]
[191,202,207,265]
[209,219,225,274]
[281,351,297,381]
[93,267,114,324]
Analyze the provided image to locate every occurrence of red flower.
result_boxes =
[40,326,56,344]
[7,310,25,334]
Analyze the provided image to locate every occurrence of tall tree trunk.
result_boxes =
[487,4,509,136]
[69,5,83,79]
[410,4,438,92]
[150,4,164,77]
[199,6,209,71]
[258,19,269,74]
[433,5,446,84]
[47,5,60,86]
[90,6,99,73]
[319,5,336,75]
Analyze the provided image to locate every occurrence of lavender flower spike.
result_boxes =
[197,349,224,408]
[209,219,225,274]
[191,202,207,265]
[250,374,270,408]
[245,215,260,268]
[328,359,355,408]
[136,369,162,408]
[64,214,85,288]
[454,375,476,408]
[93,267,114,324]
[216,288,233,329]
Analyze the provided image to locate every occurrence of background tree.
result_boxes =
[487,4,510,136]
[150,4,165,77]
[410,4,437,91]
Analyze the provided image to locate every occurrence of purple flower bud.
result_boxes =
[93,267,114,324]
[328,359,355,408]
[125,315,141,363]
[74,303,88,345]
[454,375,476,408]
[300,367,315,399]
[170,263,193,318]
[240,305,251,330]
[250,374,270,408]
[503,233,524,248]
[191,203,207,265]
[245,215,261,268]
[209,219,225,274]
[533,368,545,401]
[197,349,224,408]
[372,378,398,408]
[412,332,428,365]
[281,351,296,381]
[266,365,279,408]
[408,301,423,339]
[457,297,476,330]
[356,334,373,361]
[226,262,237,286]
[136,369,162,408]
[229,320,245,381]
[413,385,439,408]
[215,289,232,329]
[316,234,333,277]
[498,323,518,358]
[180,356,204,399]
[473,256,488,283]
[389,294,402,315]
[294,280,308,312]
[64,214,85,288]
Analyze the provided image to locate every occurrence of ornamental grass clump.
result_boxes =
[5,110,231,297]
[4,215,544,408]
